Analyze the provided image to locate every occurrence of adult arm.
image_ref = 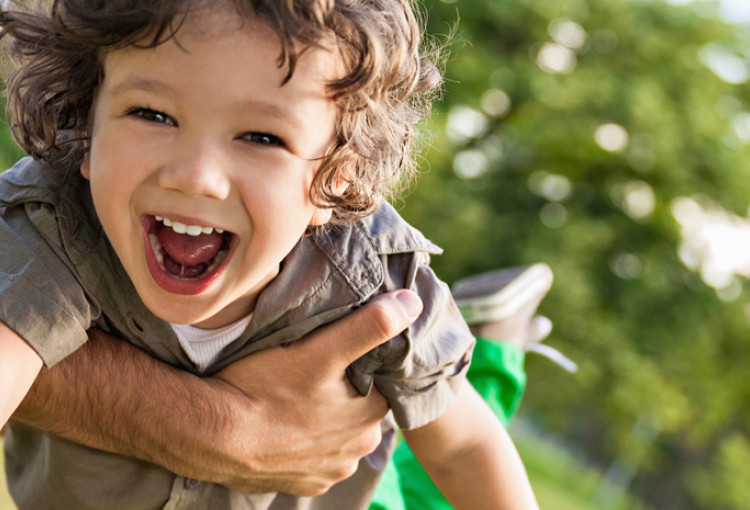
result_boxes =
[0,321,43,426]
[12,290,423,496]
[402,383,539,510]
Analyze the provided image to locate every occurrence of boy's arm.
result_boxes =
[402,382,540,510]
[0,321,43,426]
[13,291,422,496]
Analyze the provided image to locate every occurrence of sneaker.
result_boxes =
[451,263,554,325]
[451,263,577,372]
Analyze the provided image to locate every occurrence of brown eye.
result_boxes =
[242,132,283,147]
[131,108,176,126]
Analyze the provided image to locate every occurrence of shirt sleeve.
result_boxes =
[351,253,475,431]
[0,204,92,366]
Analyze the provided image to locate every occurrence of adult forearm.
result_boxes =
[11,291,420,495]
[12,329,256,486]
[12,328,359,494]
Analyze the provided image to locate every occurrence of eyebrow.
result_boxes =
[108,75,305,130]
[108,76,175,98]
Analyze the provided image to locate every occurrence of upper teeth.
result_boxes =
[156,216,224,236]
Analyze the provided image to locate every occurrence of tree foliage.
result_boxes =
[398,0,750,508]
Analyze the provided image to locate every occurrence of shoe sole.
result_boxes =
[451,263,553,325]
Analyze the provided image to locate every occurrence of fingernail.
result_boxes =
[395,290,423,320]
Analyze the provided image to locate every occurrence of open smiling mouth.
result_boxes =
[142,215,236,295]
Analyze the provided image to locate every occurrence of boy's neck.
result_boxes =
[189,264,279,329]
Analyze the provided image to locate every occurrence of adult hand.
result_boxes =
[13,290,422,497]
[214,289,423,495]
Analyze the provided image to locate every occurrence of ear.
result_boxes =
[332,174,349,195]
[309,207,333,226]
[309,171,350,226]
[80,156,91,180]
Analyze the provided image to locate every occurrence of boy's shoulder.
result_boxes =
[315,202,442,259]
[0,157,80,207]
[361,202,443,256]
[0,156,103,267]
[305,202,443,302]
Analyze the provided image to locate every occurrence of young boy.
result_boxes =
[0,1,539,509]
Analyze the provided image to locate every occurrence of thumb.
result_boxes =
[303,290,423,371]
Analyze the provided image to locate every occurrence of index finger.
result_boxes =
[300,290,423,370]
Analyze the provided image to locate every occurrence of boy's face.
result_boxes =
[82,10,340,328]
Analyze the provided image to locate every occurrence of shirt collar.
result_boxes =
[311,202,442,301]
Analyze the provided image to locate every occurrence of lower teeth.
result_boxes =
[164,255,207,277]
[150,233,228,279]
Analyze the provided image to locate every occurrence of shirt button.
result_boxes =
[183,478,200,490]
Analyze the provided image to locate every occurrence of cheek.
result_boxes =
[89,137,149,192]
[259,159,318,205]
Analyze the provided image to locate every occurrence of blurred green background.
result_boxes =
[3,0,750,509]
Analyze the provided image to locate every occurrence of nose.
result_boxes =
[158,142,231,200]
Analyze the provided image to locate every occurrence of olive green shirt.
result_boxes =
[0,158,474,510]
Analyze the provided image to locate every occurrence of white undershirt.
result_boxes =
[170,314,253,373]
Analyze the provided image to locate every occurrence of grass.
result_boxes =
[511,419,647,510]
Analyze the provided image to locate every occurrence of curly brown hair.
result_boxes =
[0,0,443,223]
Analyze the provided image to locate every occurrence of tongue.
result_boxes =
[157,224,224,266]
